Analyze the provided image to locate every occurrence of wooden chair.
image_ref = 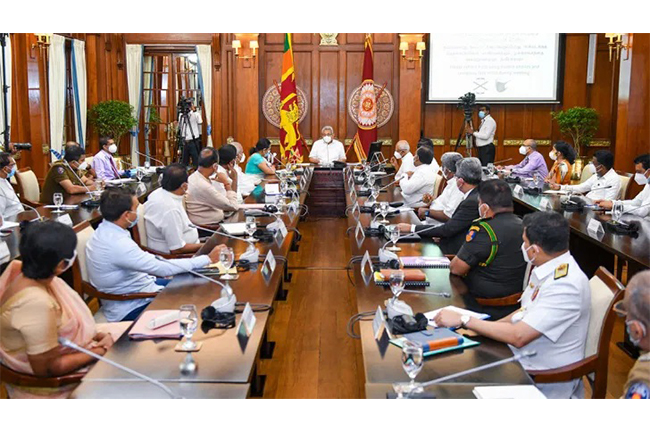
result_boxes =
[527,266,625,399]
[1,363,84,393]
[131,203,193,259]
[14,167,43,208]
[616,171,633,200]
[580,164,594,183]
[431,174,444,200]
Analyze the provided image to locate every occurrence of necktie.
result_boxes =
[109,156,121,178]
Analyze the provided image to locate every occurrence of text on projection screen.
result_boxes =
[427,33,560,102]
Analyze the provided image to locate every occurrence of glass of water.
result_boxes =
[53,192,64,213]
[487,163,495,177]
[389,269,405,300]
[245,216,258,243]
[179,304,198,350]
[388,225,401,252]
[370,184,380,204]
[379,201,390,224]
[398,340,424,396]
[136,167,145,183]
[219,246,236,280]
[612,201,624,222]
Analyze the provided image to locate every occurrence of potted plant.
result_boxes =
[551,107,599,179]
[88,100,138,151]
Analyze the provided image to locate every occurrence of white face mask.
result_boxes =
[634,171,648,186]
[519,146,527,156]
[323,136,332,144]
[520,243,536,264]
[78,161,88,171]
[108,143,118,154]
[549,151,557,161]
[394,151,403,160]
[60,250,78,273]
[239,153,245,164]
[588,162,597,175]
[479,203,489,219]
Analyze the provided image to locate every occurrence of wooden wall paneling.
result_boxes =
[319,51,339,137]
[230,34,259,152]
[10,34,33,170]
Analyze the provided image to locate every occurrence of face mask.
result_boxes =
[5,166,16,178]
[60,250,78,273]
[549,151,557,161]
[479,203,489,219]
[126,212,139,228]
[478,111,486,119]
[323,136,332,144]
[239,153,245,164]
[521,243,536,264]
[588,162,597,174]
[519,146,527,156]
[626,320,646,347]
[108,144,118,154]
[394,151,402,160]
[634,171,648,186]
[78,161,88,171]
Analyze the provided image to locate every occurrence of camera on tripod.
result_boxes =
[457,92,476,121]
[177,96,194,115]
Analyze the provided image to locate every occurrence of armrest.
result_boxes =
[0,363,85,388]
[82,281,158,301]
[527,355,597,383]
[140,245,194,259]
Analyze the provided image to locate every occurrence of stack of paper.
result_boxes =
[220,222,247,236]
[472,385,546,399]
[425,306,490,327]
[128,310,182,340]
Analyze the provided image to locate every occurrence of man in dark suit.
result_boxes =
[398,157,482,254]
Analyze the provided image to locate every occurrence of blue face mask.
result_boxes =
[6,166,16,178]
[126,212,139,228]
[478,111,486,119]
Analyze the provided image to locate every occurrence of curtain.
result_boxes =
[48,34,66,161]
[126,44,144,164]
[0,34,11,151]
[196,45,213,147]
[142,55,154,164]
[71,39,87,147]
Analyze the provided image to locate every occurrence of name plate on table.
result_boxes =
[348,175,355,191]
[350,188,357,201]
[56,214,74,227]
[355,220,365,246]
[262,250,277,281]
[288,202,298,220]
[373,305,386,340]
[539,197,552,210]
[361,250,373,284]
[299,175,307,190]
[513,185,524,196]
[275,220,288,246]
[587,218,604,237]
[236,302,256,337]
[351,201,361,221]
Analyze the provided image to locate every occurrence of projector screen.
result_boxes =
[426,33,563,103]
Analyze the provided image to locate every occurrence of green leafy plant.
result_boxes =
[88,100,138,145]
[148,106,162,126]
[551,107,599,156]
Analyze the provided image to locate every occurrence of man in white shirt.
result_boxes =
[0,153,24,219]
[398,146,437,207]
[418,152,464,226]
[551,150,620,201]
[466,104,496,166]
[596,153,650,218]
[309,126,346,165]
[179,101,203,168]
[231,141,260,196]
[391,140,415,180]
[86,188,226,321]
[144,163,202,254]
[434,211,591,399]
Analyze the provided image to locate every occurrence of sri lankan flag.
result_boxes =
[279,33,306,163]
[356,34,377,155]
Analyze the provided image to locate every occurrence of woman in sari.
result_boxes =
[545,140,576,185]
[0,221,115,398]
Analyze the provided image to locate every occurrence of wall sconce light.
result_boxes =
[399,41,409,57]
[34,33,51,47]
[416,41,426,58]
[232,38,258,60]
[605,33,630,61]
[398,38,426,65]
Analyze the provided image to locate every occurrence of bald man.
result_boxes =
[501,139,548,179]
[391,140,416,180]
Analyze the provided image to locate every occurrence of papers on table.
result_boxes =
[425,306,490,327]
[128,310,182,340]
[265,183,281,195]
[220,222,247,236]
[44,204,78,210]
[543,189,569,195]
[1,220,20,230]
[106,178,136,185]
[238,203,266,210]
[472,385,546,399]
[400,256,450,269]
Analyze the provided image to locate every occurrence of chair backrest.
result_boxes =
[74,221,95,283]
[432,174,444,199]
[617,172,632,200]
[15,168,40,204]
[132,203,148,248]
[0,363,83,390]
[580,164,594,183]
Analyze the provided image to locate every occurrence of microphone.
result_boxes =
[397,351,537,398]
[588,185,613,192]
[271,154,287,168]
[0,186,44,222]
[57,155,94,197]
[188,223,259,263]
[154,255,228,291]
[493,158,512,165]
[134,149,166,167]
[57,337,182,399]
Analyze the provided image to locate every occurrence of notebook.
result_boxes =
[472,385,546,399]
[390,328,480,357]
[400,256,451,269]
[220,222,247,236]
[424,306,490,328]
[374,269,429,287]
[128,310,182,340]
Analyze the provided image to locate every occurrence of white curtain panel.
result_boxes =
[126,44,143,164]
[196,45,213,147]
[143,55,153,163]
[0,35,11,150]
[48,34,66,161]
[71,39,87,147]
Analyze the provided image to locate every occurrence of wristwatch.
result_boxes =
[425,210,430,218]
[460,315,471,329]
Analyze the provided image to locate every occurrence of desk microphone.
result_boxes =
[57,337,182,399]
[57,155,94,197]
[619,202,650,216]
[188,223,259,263]
[493,158,513,165]
[135,149,166,167]
[0,187,44,222]
[398,350,537,398]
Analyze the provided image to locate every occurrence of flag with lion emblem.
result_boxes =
[279,33,306,163]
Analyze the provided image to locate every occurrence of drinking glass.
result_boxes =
[219,246,236,280]
[370,184,380,204]
[53,193,64,213]
[389,270,405,300]
[179,304,198,350]
[487,163,495,177]
[136,167,144,183]
[399,340,424,396]
[379,201,390,224]
[612,202,624,222]
[245,216,258,243]
[388,225,401,252]
[532,173,541,187]
[144,160,151,170]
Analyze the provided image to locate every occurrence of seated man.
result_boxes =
[418,152,464,226]
[450,179,527,319]
[216,144,243,203]
[92,136,124,181]
[596,153,650,219]
[434,211,591,399]
[86,188,226,322]
[550,150,620,201]
[41,143,96,204]
[186,147,239,226]
[398,157,482,254]
[391,140,415,180]
[616,270,650,399]
[231,141,260,196]
[309,126,346,165]
[144,163,201,254]
[0,152,24,219]
[398,146,437,207]
[501,139,548,179]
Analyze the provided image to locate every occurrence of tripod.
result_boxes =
[1,33,10,152]
[454,117,475,158]
[177,109,198,166]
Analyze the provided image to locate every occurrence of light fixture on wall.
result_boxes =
[398,35,426,68]
[605,33,630,61]
[232,37,258,60]
[34,33,51,47]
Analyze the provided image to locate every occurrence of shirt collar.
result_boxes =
[414,163,429,173]
[532,251,571,280]
[102,220,130,236]
[462,185,476,199]
[163,189,184,202]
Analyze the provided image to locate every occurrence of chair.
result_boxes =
[431,174,444,200]
[14,167,42,208]
[616,171,632,200]
[131,203,193,259]
[580,164,594,183]
[527,266,625,399]
[0,363,84,393]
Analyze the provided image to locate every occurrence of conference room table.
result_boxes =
[72,168,313,399]
[343,168,534,398]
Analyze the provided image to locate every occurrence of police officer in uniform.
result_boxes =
[41,144,97,204]
[435,211,591,399]
[615,270,650,399]
[450,179,527,320]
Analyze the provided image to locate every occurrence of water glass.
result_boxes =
[399,340,424,396]
[388,225,401,251]
[612,202,624,222]
[136,167,145,183]
[379,201,390,224]
[245,216,257,242]
[179,304,198,350]
[53,193,64,213]
[487,163,495,177]
[219,246,236,280]
[389,270,405,300]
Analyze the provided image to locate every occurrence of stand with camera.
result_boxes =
[454,92,476,158]
[176,96,198,165]
[1,34,11,151]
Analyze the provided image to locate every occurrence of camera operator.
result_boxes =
[178,98,203,168]
[466,104,496,166]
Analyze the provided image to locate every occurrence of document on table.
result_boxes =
[220,222,247,236]
[238,203,266,209]
[425,306,490,327]
[543,190,569,195]
[472,385,546,399]
[1,220,19,230]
